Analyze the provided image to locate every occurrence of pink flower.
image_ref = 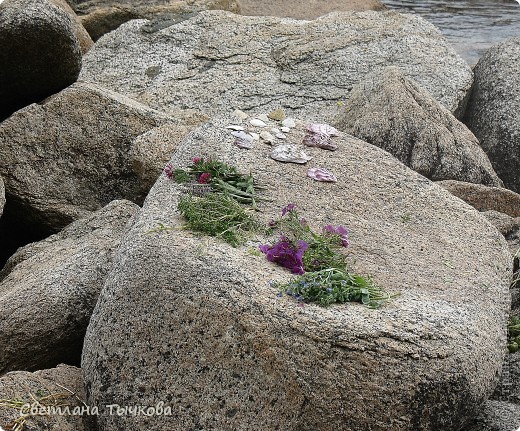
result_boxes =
[191,157,202,164]
[164,163,175,179]
[198,172,212,184]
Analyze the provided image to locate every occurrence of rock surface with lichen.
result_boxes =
[0,200,138,374]
[79,10,472,121]
[334,67,501,187]
[0,364,94,431]
[0,0,82,120]
[464,36,520,194]
[0,81,204,233]
[71,0,239,41]
[82,114,512,431]
[238,0,386,19]
[0,176,4,219]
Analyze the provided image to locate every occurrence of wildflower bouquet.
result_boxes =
[261,204,391,308]
[165,157,260,206]
[165,157,262,246]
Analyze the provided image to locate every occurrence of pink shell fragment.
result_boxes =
[307,167,337,182]
[302,132,338,151]
[306,123,339,136]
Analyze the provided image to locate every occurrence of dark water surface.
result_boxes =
[383,0,520,64]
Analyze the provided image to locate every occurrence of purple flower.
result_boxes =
[281,203,296,217]
[191,157,202,164]
[322,224,349,248]
[259,237,308,274]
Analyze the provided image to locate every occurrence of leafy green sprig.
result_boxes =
[177,192,259,247]
[273,267,391,308]
[508,315,520,353]
[165,157,263,207]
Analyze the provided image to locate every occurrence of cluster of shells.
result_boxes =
[226,109,339,183]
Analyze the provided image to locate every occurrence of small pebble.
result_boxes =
[257,114,270,123]
[250,118,267,127]
[282,118,296,128]
[271,127,281,134]
[281,126,291,133]
[226,125,245,131]
[260,131,275,143]
[250,132,260,141]
[276,133,287,139]
[268,108,286,121]
[233,109,249,120]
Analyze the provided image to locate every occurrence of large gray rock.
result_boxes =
[464,37,520,193]
[462,400,520,431]
[0,0,82,119]
[334,67,501,186]
[437,180,520,218]
[82,114,512,431]
[0,176,4,219]
[51,0,94,53]
[238,0,386,19]
[0,200,138,374]
[493,350,520,406]
[0,364,94,431]
[0,81,203,232]
[79,10,473,122]
[75,0,239,41]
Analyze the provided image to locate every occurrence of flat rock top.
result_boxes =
[80,10,472,121]
[83,114,512,430]
[239,0,386,19]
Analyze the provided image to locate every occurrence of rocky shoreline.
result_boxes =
[0,1,519,430]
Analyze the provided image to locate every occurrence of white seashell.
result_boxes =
[226,125,245,131]
[250,118,267,127]
[281,126,291,133]
[260,131,275,143]
[271,144,312,164]
[257,114,270,123]
[307,167,337,182]
[233,130,254,149]
[233,109,249,120]
[270,128,281,134]
[276,133,287,139]
[282,118,296,128]
[250,132,260,141]
[306,123,339,136]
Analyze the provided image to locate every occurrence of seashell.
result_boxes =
[233,109,249,120]
[307,167,337,182]
[260,131,275,143]
[306,123,339,136]
[280,126,291,133]
[257,114,270,123]
[250,118,267,127]
[250,132,260,141]
[275,133,287,139]
[268,108,286,121]
[282,118,296,128]
[271,144,312,164]
[270,128,281,134]
[232,131,254,149]
[226,125,245,131]
[302,132,338,151]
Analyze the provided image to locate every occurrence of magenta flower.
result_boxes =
[259,236,308,274]
[192,157,202,164]
[198,172,212,184]
[281,203,296,216]
[164,163,175,179]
